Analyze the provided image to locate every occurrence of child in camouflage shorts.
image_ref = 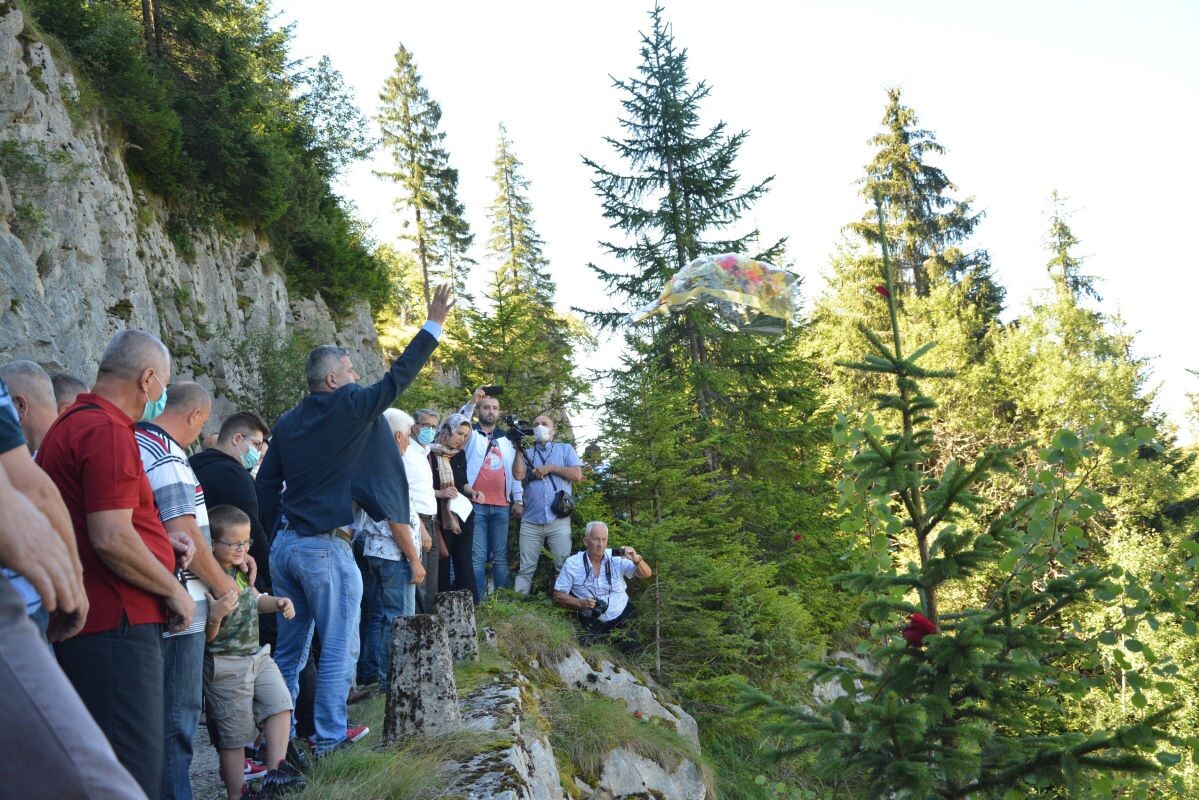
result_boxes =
[205,504,304,799]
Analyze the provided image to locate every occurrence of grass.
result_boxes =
[293,694,505,800]
[543,688,703,785]
[453,643,511,697]
[479,593,580,669]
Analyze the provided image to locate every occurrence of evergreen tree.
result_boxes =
[376,44,473,303]
[752,198,1193,799]
[461,126,590,416]
[847,88,1004,327]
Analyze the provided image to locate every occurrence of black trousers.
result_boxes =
[579,601,639,650]
[56,615,165,798]
[437,515,476,599]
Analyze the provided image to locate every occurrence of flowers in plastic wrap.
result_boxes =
[628,253,800,334]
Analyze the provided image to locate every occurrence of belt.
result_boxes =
[334,528,353,545]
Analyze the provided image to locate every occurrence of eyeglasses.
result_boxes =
[218,540,251,551]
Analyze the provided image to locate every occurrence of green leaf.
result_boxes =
[1053,429,1080,450]
[1134,426,1154,443]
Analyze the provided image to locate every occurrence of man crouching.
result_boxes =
[553,521,651,648]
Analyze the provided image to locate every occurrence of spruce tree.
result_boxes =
[752,198,1192,799]
[376,44,473,303]
[462,126,590,416]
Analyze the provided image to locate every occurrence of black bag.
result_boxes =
[534,446,576,519]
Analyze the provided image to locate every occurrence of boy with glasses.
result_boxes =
[205,504,304,799]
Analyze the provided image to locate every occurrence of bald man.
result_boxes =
[38,330,196,797]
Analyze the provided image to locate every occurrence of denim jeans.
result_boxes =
[162,631,204,800]
[472,504,511,599]
[359,556,415,686]
[270,530,362,753]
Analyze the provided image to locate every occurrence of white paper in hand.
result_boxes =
[448,492,474,522]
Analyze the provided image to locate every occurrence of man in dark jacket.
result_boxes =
[256,284,452,756]
[190,411,272,630]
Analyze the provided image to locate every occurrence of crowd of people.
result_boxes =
[0,284,650,800]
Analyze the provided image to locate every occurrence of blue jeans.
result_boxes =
[359,556,415,686]
[472,504,511,598]
[270,530,362,753]
[162,631,204,800]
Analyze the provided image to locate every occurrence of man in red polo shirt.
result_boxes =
[38,330,196,798]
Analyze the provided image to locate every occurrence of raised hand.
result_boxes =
[428,283,456,325]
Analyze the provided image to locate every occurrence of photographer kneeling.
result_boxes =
[553,521,651,646]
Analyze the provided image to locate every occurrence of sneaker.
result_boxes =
[284,738,311,774]
[243,758,268,781]
[259,760,308,798]
[307,724,369,749]
[240,784,262,799]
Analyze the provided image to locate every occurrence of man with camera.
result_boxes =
[458,387,524,599]
[514,413,582,594]
[553,521,651,642]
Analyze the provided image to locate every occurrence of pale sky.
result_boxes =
[280,0,1199,441]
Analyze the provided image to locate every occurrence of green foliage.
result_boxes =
[461,127,592,418]
[23,0,386,311]
[750,198,1193,799]
[219,324,318,428]
[375,43,473,302]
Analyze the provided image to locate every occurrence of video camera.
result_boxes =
[503,413,535,445]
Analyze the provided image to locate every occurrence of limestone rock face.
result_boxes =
[382,614,461,740]
[597,748,707,800]
[0,4,382,422]
[554,650,700,746]
[435,589,480,663]
[453,672,564,800]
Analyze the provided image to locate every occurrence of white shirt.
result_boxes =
[554,552,637,623]
[404,441,437,517]
[351,504,420,562]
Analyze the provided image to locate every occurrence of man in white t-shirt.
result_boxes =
[553,521,651,647]
[137,381,238,800]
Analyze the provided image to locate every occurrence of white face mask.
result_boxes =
[534,424,551,443]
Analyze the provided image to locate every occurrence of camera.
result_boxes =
[503,413,535,443]
[609,546,627,559]
[581,596,609,619]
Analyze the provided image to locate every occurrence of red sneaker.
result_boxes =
[346,724,369,743]
[243,758,268,781]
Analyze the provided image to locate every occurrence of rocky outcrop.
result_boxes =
[554,650,700,746]
[0,4,381,421]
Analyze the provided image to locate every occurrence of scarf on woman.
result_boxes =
[435,450,462,536]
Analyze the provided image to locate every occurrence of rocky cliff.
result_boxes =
[0,3,382,421]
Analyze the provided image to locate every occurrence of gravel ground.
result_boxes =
[189,724,230,800]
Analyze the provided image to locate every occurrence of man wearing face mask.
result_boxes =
[514,415,583,594]
[406,409,440,611]
[37,330,197,797]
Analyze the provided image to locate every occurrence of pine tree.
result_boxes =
[847,88,1004,327]
[461,127,590,417]
[752,197,1192,799]
[376,44,473,304]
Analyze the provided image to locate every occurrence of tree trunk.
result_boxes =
[415,207,431,307]
[434,590,479,662]
[382,614,461,740]
[140,0,154,55]
[151,0,163,56]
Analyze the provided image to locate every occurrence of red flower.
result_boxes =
[633,711,645,720]
[873,285,891,298]
[901,613,936,647]
[792,533,804,543]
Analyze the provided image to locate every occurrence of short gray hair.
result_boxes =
[51,373,88,406]
[0,360,55,410]
[164,381,211,412]
[305,345,350,390]
[414,407,440,424]
[584,521,608,539]
[383,407,414,435]
[97,330,169,380]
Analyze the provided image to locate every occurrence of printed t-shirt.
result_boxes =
[472,436,508,507]
[207,568,259,657]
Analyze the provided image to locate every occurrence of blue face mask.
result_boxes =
[417,426,435,446]
[240,438,261,470]
[140,373,168,423]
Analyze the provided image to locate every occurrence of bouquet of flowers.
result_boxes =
[629,253,800,334]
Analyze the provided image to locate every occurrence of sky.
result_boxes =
[279,0,1199,441]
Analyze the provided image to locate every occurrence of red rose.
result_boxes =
[901,613,936,647]
[874,285,891,298]
[792,533,804,543]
